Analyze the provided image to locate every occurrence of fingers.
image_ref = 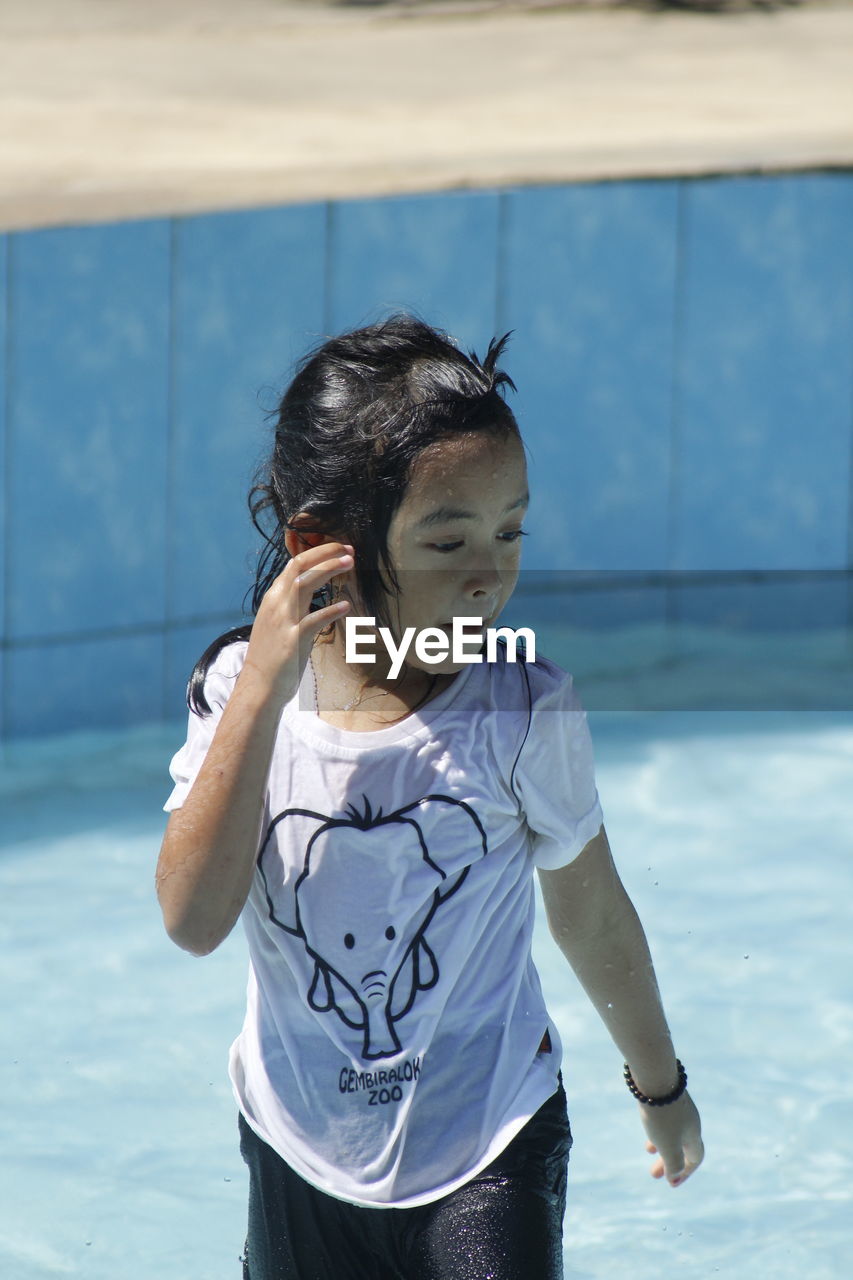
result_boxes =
[297,551,354,617]
[289,545,355,636]
[645,1139,665,1180]
[292,543,354,587]
[239,540,359,708]
[652,1148,701,1187]
[247,543,356,697]
[641,1097,704,1188]
[644,1139,685,1184]
[675,1130,706,1188]
[264,543,355,624]
[664,1150,703,1188]
[648,1138,684,1185]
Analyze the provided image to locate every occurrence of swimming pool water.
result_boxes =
[1,701,851,1278]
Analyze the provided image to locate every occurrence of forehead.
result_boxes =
[402,431,527,503]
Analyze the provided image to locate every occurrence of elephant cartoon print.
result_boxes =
[256,794,488,1060]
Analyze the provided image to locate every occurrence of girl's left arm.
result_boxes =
[538,824,704,1187]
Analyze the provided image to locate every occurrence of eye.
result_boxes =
[428,541,464,554]
[385,926,396,941]
[499,529,528,543]
[344,933,355,949]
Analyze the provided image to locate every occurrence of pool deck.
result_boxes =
[1,0,852,231]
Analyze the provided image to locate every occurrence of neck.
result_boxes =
[310,632,446,723]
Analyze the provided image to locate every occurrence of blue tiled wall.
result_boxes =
[1,172,852,737]
[675,174,853,573]
[7,222,171,639]
[328,191,501,348]
[169,206,328,623]
[0,235,6,739]
[502,181,679,572]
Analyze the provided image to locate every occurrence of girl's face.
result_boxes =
[379,429,529,675]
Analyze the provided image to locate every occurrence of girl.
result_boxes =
[156,315,703,1280]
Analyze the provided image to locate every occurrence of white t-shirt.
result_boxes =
[165,639,604,1208]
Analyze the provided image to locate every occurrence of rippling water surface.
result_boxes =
[1,690,851,1278]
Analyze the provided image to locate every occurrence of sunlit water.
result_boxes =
[2,630,852,1278]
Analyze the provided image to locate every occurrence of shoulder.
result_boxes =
[193,637,249,715]
[521,650,574,697]
[485,639,579,714]
[207,637,249,680]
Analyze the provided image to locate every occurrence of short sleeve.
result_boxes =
[513,658,604,870]
[163,642,247,812]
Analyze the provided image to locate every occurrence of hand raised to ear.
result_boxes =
[244,542,354,705]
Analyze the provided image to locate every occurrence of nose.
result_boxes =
[464,565,503,615]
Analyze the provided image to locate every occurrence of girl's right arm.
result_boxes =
[155,542,353,956]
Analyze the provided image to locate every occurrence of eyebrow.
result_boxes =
[414,493,530,529]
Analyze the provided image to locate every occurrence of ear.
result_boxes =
[284,511,345,560]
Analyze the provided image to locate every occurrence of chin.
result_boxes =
[399,651,461,679]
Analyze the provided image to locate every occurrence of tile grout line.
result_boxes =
[162,217,179,719]
[2,232,13,746]
[665,177,689,642]
[494,187,509,339]
[848,247,853,634]
[323,200,334,336]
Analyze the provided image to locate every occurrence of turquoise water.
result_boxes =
[1,638,852,1277]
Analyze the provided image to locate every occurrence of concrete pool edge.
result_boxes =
[2,1,852,232]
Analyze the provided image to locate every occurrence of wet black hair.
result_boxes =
[188,313,520,715]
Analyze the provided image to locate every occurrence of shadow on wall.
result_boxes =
[1,171,852,737]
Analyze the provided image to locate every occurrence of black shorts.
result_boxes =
[238,1082,572,1280]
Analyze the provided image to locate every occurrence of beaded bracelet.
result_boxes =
[624,1060,687,1107]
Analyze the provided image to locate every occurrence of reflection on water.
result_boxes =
[502,570,853,711]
